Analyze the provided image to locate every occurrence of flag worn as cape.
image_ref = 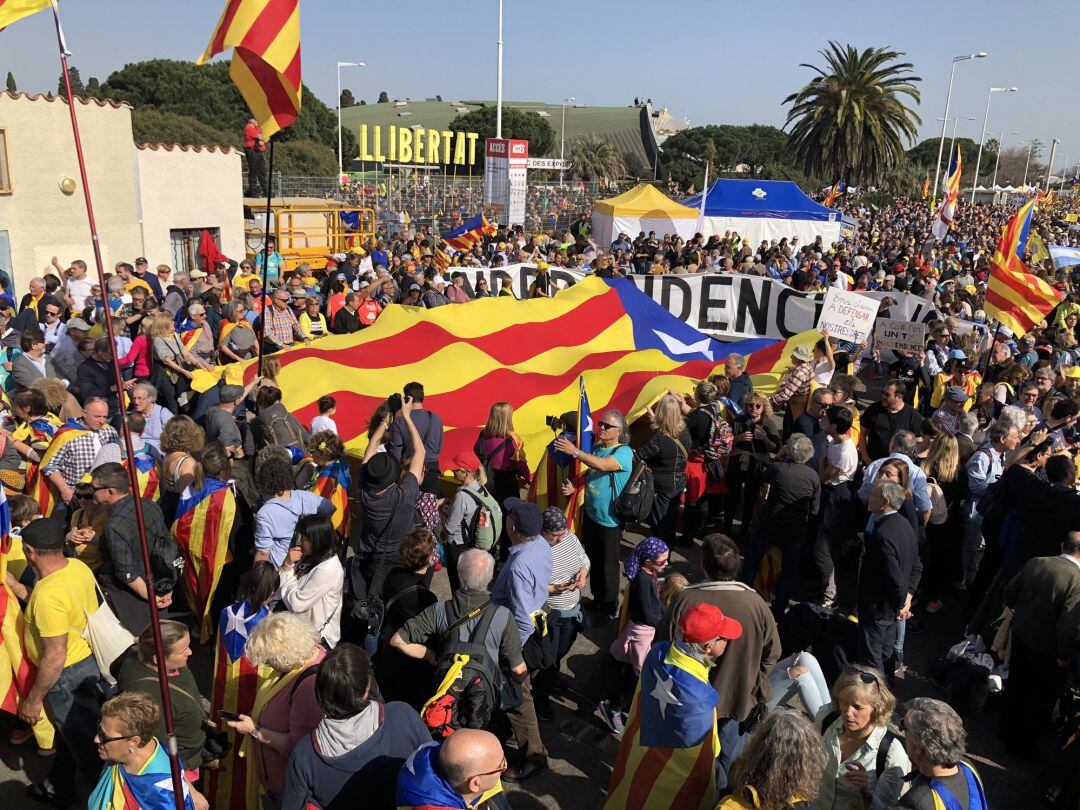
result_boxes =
[30,419,89,517]
[396,740,505,809]
[173,478,235,642]
[605,641,720,810]
[88,738,195,810]
[207,601,271,810]
[310,460,351,537]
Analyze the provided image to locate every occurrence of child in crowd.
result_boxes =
[310,395,338,435]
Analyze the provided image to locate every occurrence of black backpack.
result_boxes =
[614,458,655,524]
[421,600,508,738]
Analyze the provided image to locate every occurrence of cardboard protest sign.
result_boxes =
[816,288,879,344]
[874,318,927,354]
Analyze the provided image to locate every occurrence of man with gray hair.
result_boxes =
[161,271,192,318]
[740,433,821,618]
[390,548,526,728]
[130,381,172,453]
[960,419,1019,588]
[899,697,983,809]
[857,480,921,676]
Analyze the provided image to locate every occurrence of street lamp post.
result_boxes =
[971,86,1018,204]
[1022,140,1035,187]
[685,153,709,233]
[495,0,504,139]
[559,96,575,188]
[1046,138,1061,194]
[1060,154,1071,192]
[937,115,975,175]
[336,61,365,179]
[990,130,1020,191]
[932,52,987,208]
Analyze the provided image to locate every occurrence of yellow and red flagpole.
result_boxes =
[47,2,186,805]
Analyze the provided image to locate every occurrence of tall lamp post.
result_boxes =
[937,115,975,172]
[1060,154,1071,192]
[559,96,575,187]
[495,0,504,139]
[990,130,1020,191]
[971,86,1018,204]
[1045,138,1061,194]
[336,61,365,179]
[932,52,987,208]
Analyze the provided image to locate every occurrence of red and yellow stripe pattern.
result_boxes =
[311,461,351,538]
[28,422,90,517]
[985,198,1062,336]
[172,478,235,642]
[192,278,803,480]
[199,0,301,140]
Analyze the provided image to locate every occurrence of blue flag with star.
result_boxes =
[220,602,269,663]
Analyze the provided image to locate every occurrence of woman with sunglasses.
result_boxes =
[553,410,633,621]
[89,692,207,810]
[816,665,910,810]
[723,392,780,542]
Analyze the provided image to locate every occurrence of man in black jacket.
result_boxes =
[724,354,753,407]
[331,292,363,334]
[857,479,921,677]
[740,434,821,618]
[76,337,125,415]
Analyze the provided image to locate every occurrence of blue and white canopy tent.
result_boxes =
[681,179,847,246]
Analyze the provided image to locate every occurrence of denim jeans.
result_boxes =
[766,652,831,718]
[43,654,105,796]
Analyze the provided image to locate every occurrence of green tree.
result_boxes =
[4,72,15,94]
[448,105,555,166]
[274,139,337,177]
[659,124,799,187]
[130,108,240,150]
[784,42,921,184]
[359,99,366,106]
[85,77,101,97]
[340,88,355,108]
[565,135,626,183]
[621,149,649,179]
[58,66,85,100]
[377,90,390,103]
[906,137,985,187]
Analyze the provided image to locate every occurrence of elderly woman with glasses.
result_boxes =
[815,665,910,810]
[553,409,633,620]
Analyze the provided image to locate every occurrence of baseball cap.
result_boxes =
[945,385,970,403]
[190,269,208,279]
[947,349,968,361]
[66,317,91,331]
[502,497,543,537]
[679,603,742,643]
[219,384,244,402]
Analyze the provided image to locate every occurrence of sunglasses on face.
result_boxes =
[96,725,134,745]
[597,421,618,432]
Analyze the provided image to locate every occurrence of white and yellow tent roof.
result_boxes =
[592,183,698,220]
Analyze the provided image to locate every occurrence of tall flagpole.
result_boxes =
[256,137,276,376]
[49,3,186,807]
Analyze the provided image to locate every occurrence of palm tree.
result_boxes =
[566,135,626,184]
[784,42,921,185]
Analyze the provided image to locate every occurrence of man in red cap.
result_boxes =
[605,602,741,810]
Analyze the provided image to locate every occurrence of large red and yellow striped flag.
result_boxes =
[192,278,802,474]
[172,478,235,642]
[207,601,272,810]
[28,420,90,517]
[0,0,49,29]
[199,0,301,140]
[985,198,1062,336]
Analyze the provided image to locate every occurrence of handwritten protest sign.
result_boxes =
[874,318,927,354]
[816,288,879,344]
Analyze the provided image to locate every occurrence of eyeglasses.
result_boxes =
[75,492,95,500]
[95,725,134,745]
[843,667,880,689]
[91,484,111,492]
[458,757,508,786]
[597,421,618,432]
[45,311,60,317]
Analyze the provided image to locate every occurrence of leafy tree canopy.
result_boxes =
[659,124,801,188]
[448,105,555,166]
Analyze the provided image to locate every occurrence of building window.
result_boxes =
[170,227,220,274]
[0,129,11,193]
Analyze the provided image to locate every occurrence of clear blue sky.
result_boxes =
[3,0,1077,169]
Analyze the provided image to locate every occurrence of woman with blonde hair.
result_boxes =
[816,666,910,810]
[725,391,780,542]
[224,612,325,808]
[151,312,209,413]
[473,401,530,507]
[920,433,967,613]
[160,414,206,523]
[635,393,691,545]
[31,376,82,421]
[718,709,824,810]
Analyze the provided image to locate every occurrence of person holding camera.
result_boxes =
[386,382,443,495]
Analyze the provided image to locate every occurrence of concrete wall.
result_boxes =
[135,144,245,270]
[0,92,143,296]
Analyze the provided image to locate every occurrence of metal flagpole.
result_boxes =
[257,137,276,377]
[49,3,186,807]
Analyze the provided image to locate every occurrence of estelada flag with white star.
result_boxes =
[605,641,720,810]
[191,277,800,482]
[206,601,272,810]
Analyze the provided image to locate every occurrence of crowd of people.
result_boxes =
[1,187,1079,810]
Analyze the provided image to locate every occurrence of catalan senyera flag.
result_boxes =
[9,414,60,497]
[605,641,720,810]
[207,601,272,810]
[932,145,962,240]
[190,278,802,481]
[199,0,301,140]
[442,214,498,253]
[921,172,930,200]
[179,325,204,352]
[310,460,351,537]
[0,0,49,30]
[985,198,1063,337]
[29,419,90,517]
[173,478,235,642]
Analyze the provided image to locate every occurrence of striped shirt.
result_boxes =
[546,530,590,611]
